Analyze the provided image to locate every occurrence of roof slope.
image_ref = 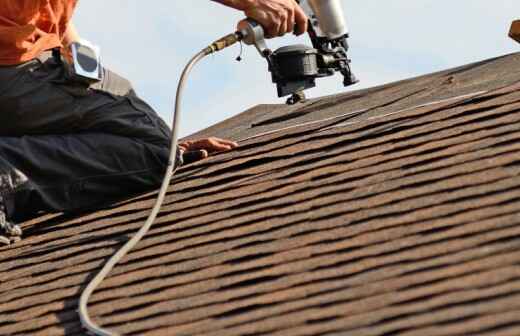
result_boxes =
[2,52,520,336]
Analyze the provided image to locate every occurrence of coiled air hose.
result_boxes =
[79,32,244,336]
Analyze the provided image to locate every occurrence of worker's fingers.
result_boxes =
[266,12,282,38]
[203,138,237,153]
[214,138,239,149]
[277,8,290,37]
[245,8,274,38]
[248,2,301,37]
[244,2,302,38]
[293,4,308,35]
[178,140,194,152]
[0,235,10,245]
[181,137,238,153]
[287,6,296,35]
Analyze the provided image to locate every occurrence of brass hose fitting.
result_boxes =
[204,32,244,55]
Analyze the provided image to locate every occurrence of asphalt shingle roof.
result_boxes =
[1,52,520,335]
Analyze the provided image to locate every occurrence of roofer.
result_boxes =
[0,0,308,244]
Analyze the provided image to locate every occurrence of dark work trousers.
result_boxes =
[0,53,173,223]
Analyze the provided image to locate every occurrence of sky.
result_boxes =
[73,1,519,137]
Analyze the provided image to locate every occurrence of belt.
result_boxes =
[37,48,63,64]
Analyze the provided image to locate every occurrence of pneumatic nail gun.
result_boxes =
[239,0,359,105]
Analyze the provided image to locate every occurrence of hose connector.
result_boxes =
[204,32,244,55]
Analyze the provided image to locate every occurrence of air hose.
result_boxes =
[79,32,244,336]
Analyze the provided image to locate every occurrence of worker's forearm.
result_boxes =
[212,0,308,37]
[63,22,81,47]
[212,0,254,11]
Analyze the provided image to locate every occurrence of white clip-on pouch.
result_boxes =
[69,39,102,84]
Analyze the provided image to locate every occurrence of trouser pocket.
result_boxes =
[0,59,85,136]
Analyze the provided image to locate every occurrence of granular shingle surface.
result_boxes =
[1,52,520,336]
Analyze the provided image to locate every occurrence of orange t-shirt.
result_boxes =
[0,0,77,65]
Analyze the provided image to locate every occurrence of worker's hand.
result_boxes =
[243,0,308,37]
[216,0,308,38]
[179,137,239,164]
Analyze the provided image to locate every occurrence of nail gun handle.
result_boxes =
[237,19,271,57]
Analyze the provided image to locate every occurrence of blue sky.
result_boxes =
[73,1,519,137]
